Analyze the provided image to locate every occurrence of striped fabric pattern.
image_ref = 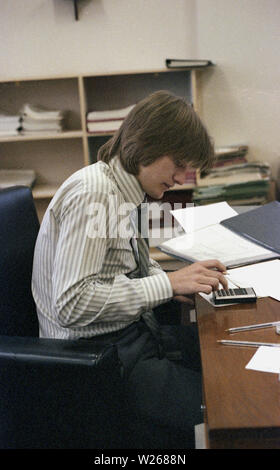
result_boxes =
[137,204,161,339]
[32,155,173,339]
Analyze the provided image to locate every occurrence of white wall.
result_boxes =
[1,0,280,184]
[195,0,280,183]
[0,0,195,78]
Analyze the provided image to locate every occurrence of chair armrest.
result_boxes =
[0,335,119,369]
[0,335,126,448]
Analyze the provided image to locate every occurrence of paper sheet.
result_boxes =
[160,223,274,266]
[170,201,237,233]
[228,260,280,301]
[245,346,280,374]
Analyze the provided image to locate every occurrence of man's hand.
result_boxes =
[167,259,228,296]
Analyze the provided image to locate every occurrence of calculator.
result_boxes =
[212,287,257,305]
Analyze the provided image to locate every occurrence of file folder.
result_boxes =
[220,201,280,254]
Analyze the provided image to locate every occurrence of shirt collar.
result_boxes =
[109,155,145,207]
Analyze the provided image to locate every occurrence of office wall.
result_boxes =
[0,0,195,78]
[1,0,279,184]
[195,0,280,184]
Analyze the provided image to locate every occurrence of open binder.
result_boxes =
[158,201,280,269]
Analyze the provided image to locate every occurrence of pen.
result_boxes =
[217,339,280,348]
[223,273,241,289]
[226,321,280,333]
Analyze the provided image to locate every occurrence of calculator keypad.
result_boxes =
[216,288,247,297]
[213,287,257,304]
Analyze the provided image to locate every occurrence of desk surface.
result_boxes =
[196,295,280,449]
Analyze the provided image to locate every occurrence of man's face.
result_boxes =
[136,155,192,199]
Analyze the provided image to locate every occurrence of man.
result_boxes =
[32,91,227,448]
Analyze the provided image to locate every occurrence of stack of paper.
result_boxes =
[86,104,134,134]
[0,169,36,189]
[193,145,271,205]
[21,104,65,134]
[0,112,21,136]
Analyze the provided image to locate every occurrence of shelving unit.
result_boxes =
[0,68,205,221]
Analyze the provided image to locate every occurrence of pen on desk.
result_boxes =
[217,339,280,348]
[223,273,241,289]
[226,321,280,333]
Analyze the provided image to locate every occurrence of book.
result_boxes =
[215,145,249,159]
[194,157,271,205]
[157,201,279,268]
[87,120,123,134]
[0,112,21,135]
[87,104,134,122]
[193,180,270,205]
[165,59,214,69]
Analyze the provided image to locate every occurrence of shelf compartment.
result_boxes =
[0,139,84,192]
[84,70,192,113]
[0,78,82,131]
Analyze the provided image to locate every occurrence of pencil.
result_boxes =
[217,339,280,348]
[226,321,280,333]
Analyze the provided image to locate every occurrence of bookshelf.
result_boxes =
[0,68,204,221]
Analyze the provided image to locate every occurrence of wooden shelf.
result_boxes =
[86,132,114,138]
[32,184,58,199]
[0,68,205,219]
[0,130,83,143]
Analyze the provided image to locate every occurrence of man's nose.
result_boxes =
[174,169,187,185]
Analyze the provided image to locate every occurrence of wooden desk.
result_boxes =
[196,295,280,449]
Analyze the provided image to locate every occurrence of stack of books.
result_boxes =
[86,104,134,134]
[193,145,271,205]
[0,112,21,136]
[21,104,64,134]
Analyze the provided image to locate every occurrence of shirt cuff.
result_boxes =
[139,271,173,310]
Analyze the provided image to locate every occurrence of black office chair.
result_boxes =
[0,186,127,449]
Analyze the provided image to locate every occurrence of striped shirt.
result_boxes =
[32,155,173,339]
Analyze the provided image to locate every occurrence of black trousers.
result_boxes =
[92,307,202,449]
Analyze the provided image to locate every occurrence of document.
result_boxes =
[159,223,276,268]
[246,346,280,374]
[228,260,280,301]
[170,201,237,233]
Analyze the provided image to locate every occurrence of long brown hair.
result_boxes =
[98,90,215,174]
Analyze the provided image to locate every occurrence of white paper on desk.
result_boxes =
[246,346,280,374]
[228,260,280,301]
[170,201,237,233]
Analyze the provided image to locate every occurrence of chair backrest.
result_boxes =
[0,186,39,336]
